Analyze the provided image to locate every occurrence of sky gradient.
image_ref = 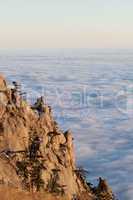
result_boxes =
[0,0,133,48]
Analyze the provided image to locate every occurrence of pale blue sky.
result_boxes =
[0,0,133,48]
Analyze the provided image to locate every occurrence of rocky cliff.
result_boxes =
[0,75,116,200]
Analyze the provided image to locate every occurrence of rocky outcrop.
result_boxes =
[0,75,116,200]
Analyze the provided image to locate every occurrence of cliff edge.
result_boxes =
[0,75,116,200]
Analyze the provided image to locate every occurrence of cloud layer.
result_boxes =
[0,49,133,200]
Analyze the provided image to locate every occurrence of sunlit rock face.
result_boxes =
[0,75,7,90]
[0,75,8,106]
[0,75,115,200]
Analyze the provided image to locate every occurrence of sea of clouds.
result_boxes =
[0,49,133,200]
